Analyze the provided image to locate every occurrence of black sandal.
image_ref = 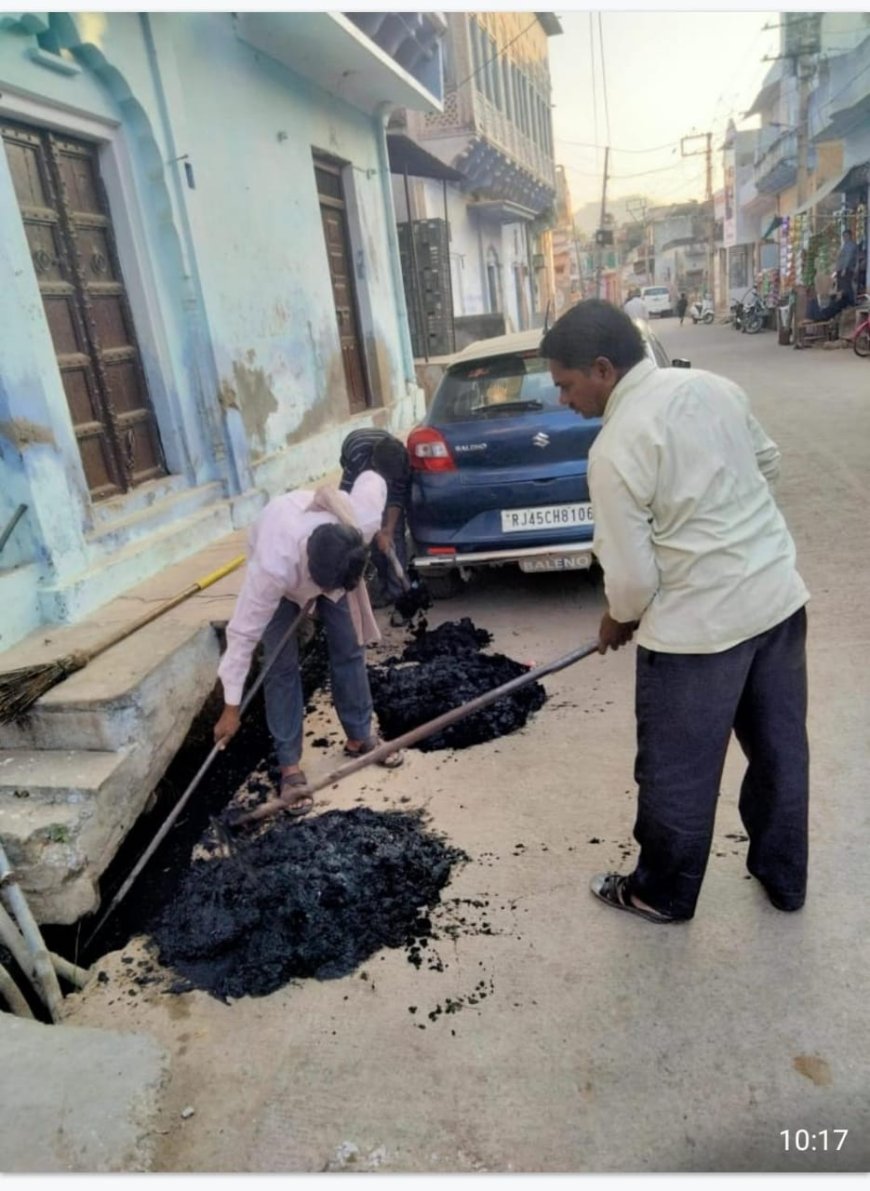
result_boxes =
[589,872,683,924]
[344,735,404,768]
[280,771,313,818]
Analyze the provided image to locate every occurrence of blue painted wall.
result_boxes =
[0,12,424,646]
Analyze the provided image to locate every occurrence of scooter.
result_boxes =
[690,297,715,324]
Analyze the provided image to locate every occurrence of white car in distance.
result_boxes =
[641,285,673,318]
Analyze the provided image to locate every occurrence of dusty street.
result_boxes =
[63,324,870,1173]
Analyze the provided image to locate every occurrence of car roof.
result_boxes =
[450,328,544,363]
[448,320,654,367]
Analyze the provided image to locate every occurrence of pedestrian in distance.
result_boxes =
[623,288,649,322]
[835,228,858,307]
[677,292,689,325]
[213,475,404,819]
[339,428,411,626]
[540,299,810,925]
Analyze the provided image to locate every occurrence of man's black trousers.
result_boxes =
[629,607,809,919]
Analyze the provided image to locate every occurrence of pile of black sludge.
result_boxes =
[149,807,466,1001]
[368,617,547,751]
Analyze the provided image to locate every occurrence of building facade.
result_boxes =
[0,11,444,648]
[389,11,561,350]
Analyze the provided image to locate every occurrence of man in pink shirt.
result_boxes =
[213,472,403,818]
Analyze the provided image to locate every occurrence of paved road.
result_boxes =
[64,324,870,1174]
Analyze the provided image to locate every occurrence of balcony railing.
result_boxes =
[405,84,555,193]
[754,129,797,195]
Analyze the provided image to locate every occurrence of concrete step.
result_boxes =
[0,746,129,806]
[88,472,188,529]
[86,480,225,555]
[39,499,236,626]
[0,746,135,921]
[0,621,221,752]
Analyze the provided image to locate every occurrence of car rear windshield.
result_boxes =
[643,288,669,297]
[431,353,559,422]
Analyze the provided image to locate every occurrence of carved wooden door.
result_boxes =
[314,158,370,414]
[2,119,165,500]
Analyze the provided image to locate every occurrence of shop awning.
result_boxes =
[386,134,464,183]
[791,172,847,217]
[835,162,870,194]
[761,215,783,240]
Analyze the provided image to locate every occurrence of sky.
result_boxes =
[546,9,780,213]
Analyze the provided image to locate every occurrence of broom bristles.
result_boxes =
[0,654,88,724]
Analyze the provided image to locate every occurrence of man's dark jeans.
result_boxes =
[629,607,809,919]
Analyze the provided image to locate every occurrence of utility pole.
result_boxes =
[571,220,586,300]
[626,197,649,290]
[595,145,610,299]
[795,55,813,217]
[681,132,714,298]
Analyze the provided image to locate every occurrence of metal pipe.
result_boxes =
[374,102,416,385]
[0,504,27,555]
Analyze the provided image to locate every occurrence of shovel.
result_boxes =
[226,636,600,830]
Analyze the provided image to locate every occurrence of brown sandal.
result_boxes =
[280,771,313,818]
[344,735,404,769]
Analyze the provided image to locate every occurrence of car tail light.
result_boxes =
[407,426,456,472]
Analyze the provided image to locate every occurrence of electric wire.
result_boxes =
[453,16,539,92]
[588,11,599,165]
[597,12,612,146]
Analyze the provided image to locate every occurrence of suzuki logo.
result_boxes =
[532,432,550,448]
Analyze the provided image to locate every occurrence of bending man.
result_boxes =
[214,474,402,819]
[339,428,410,624]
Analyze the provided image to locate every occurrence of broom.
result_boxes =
[0,554,246,725]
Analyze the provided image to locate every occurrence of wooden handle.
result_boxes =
[238,637,601,826]
[83,598,317,947]
[384,545,411,591]
[82,555,247,663]
[194,554,246,591]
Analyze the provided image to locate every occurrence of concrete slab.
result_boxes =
[0,1015,169,1172]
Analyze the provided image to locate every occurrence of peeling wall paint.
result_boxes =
[0,419,57,449]
[0,12,426,645]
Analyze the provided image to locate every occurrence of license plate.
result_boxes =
[520,553,592,573]
[501,502,593,533]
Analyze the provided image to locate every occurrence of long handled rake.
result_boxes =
[0,555,246,725]
[82,598,317,949]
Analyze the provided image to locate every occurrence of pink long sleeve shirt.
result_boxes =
[217,472,386,705]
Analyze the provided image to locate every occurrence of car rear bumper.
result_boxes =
[412,541,596,572]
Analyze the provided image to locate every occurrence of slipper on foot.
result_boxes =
[344,735,404,769]
[589,872,685,924]
[280,771,314,818]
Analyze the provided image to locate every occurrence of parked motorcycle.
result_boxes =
[736,287,766,334]
[690,297,715,324]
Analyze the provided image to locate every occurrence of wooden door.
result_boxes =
[314,159,370,414]
[2,119,165,500]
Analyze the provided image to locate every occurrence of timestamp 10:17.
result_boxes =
[780,1129,848,1151]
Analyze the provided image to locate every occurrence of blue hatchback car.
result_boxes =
[407,323,686,595]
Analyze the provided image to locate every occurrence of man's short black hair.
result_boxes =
[371,436,409,482]
[540,299,646,372]
[307,523,367,591]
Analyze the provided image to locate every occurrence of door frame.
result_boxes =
[0,88,187,515]
[313,149,374,413]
